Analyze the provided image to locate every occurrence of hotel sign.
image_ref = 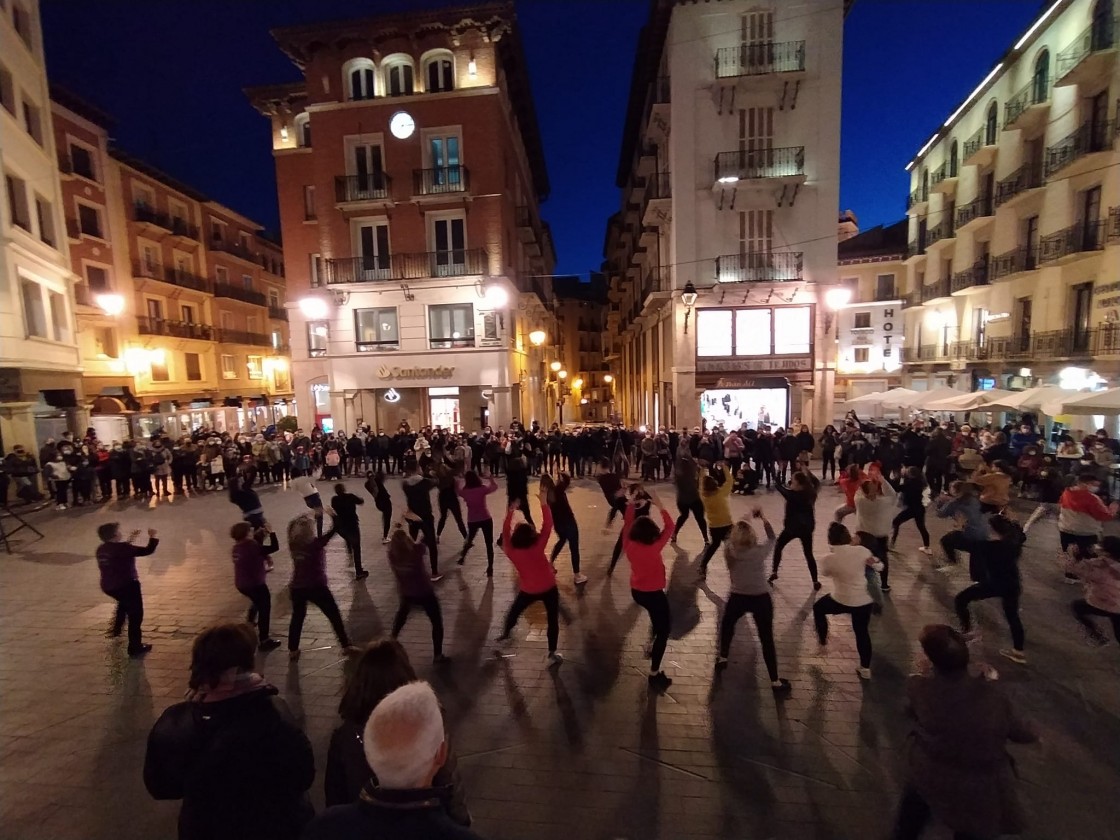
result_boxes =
[376,365,456,380]
[697,356,812,373]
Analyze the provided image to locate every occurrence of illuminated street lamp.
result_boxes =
[823,286,853,334]
[572,377,583,389]
[298,296,330,320]
[603,374,613,384]
[95,293,125,317]
[557,369,568,380]
[550,360,562,372]
[529,329,547,346]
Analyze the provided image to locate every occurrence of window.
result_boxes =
[853,311,872,329]
[85,264,109,292]
[20,278,46,337]
[185,352,202,381]
[295,114,311,147]
[428,303,474,349]
[12,2,32,48]
[69,142,95,180]
[355,220,391,278]
[140,243,160,274]
[6,174,30,230]
[133,183,154,210]
[875,274,896,300]
[150,355,169,382]
[220,311,233,330]
[949,141,959,178]
[271,329,282,349]
[853,348,870,363]
[428,135,462,190]
[351,143,385,193]
[310,253,323,288]
[181,304,195,323]
[268,289,280,309]
[221,354,236,379]
[432,216,466,274]
[93,327,118,358]
[985,101,998,145]
[303,185,316,221]
[1033,50,1050,102]
[246,355,263,380]
[247,315,260,335]
[239,231,252,252]
[345,58,377,100]
[242,273,253,290]
[146,299,163,321]
[307,321,328,357]
[0,63,14,115]
[695,307,810,357]
[34,195,54,246]
[425,55,454,92]
[385,59,415,96]
[77,203,102,238]
[216,265,229,285]
[22,98,41,145]
[49,291,69,342]
[355,307,399,351]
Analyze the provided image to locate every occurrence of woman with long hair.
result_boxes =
[323,639,470,823]
[456,469,499,574]
[819,424,839,481]
[540,472,586,585]
[497,486,561,663]
[622,488,675,690]
[286,514,354,661]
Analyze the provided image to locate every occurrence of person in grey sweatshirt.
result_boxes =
[935,481,989,580]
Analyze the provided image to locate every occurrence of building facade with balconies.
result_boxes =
[247,3,554,434]
[552,275,612,425]
[1,0,83,456]
[50,90,293,440]
[901,0,1120,393]
[603,0,847,433]
[836,220,908,400]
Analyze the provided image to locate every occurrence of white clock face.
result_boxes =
[390,111,415,139]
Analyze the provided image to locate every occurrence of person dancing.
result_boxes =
[621,488,675,690]
[456,470,499,575]
[892,466,931,555]
[286,514,354,661]
[770,467,822,590]
[954,514,1027,665]
[1065,534,1120,648]
[97,523,159,657]
[671,450,709,546]
[541,472,586,585]
[814,522,880,680]
[364,470,393,544]
[329,483,367,580]
[855,466,896,593]
[388,518,448,665]
[697,461,733,577]
[435,461,468,542]
[497,487,561,664]
[717,508,792,695]
[230,521,282,650]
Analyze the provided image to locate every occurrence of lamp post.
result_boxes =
[681,281,698,334]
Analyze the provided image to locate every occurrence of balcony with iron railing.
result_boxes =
[413,166,469,196]
[990,245,1039,281]
[515,205,543,256]
[1038,219,1107,263]
[1044,120,1115,178]
[325,248,489,284]
[714,40,806,78]
[209,237,259,264]
[930,160,958,190]
[136,316,215,341]
[217,328,273,347]
[268,305,288,321]
[963,124,997,165]
[213,282,268,307]
[714,147,805,184]
[920,277,951,303]
[925,219,956,248]
[907,186,929,211]
[1003,76,1050,129]
[995,162,1043,207]
[133,203,200,240]
[950,259,990,294]
[900,290,920,309]
[335,174,392,204]
[1108,206,1120,242]
[1055,16,1118,84]
[714,251,802,283]
[956,195,994,229]
[163,266,212,293]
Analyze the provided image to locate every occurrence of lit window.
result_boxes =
[185,352,202,381]
[150,355,169,382]
[221,353,236,379]
[307,321,328,357]
[774,307,811,354]
[696,310,733,356]
[246,355,263,380]
[428,303,473,349]
[355,307,399,351]
[735,309,771,356]
[853,348,870,363]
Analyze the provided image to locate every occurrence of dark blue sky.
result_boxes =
[41,0,1044,275]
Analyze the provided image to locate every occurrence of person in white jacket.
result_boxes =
[814,521,883,680]
[855,465,896,592]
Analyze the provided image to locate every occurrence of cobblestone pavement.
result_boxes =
[1,473,1118,840]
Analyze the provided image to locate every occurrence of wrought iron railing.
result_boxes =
[268,305,288,321]
[920,277,951,302]
[217,328,272,347]
[1038,220,1107,262]
[1056,16,1118,78]
[137,316,214,341]
[1044,120,1114,177]
[714,147,804,182]
[956,195,994,228]
[163,266,211,293]
[950,260,990,293]
[335,174,391,203]
[714,251,803,283]
[1004,76,1049,127]
[325,248,489,284]
[995,162,1043,206]
[210,237,258,263]
[714,41,806,78]
[214,282,268,307]
[413,166,469,195]
[990,245,1039,280]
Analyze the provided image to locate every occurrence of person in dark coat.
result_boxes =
[143,623,314,840]
[893,624,1037,840]
[924,427,952,497]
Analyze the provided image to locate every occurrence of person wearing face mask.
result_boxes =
[45,450,74,510]
[94,443,113,501]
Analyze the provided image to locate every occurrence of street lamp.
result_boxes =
[95,293,125,317]
[557,369,568,380]
[603,373,613,384]
[550,360,562,372]
[298,296,330,320]
[681,281,698,334]
[572,377,583,389]
[529,329,546,346]
[823,286,853,334]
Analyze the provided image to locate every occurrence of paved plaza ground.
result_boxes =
[1,473,1118,840]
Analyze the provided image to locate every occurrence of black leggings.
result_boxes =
[1071,599,1120,643]
[289,585,350,651]
[392,592,444,657]
[813,595,873,668]
[867,534,890,588]
[376,502,392,540]
[461,518,495,570]
[106,580,144,652]
[700,524,732,571]
[550,520,581,574]
[893,785,984,840]
[501,587,559,653]
[632,588,671,672]
[820,451,836,480]
[674,498,709,542]
[437,492,467,538]
[238,583,272,641]
[337,527,363,574]
[719,592,779,681]
[892,506,930,548]
[955,584,1024,649]
[772,526,819,583]
[408,517,439,574]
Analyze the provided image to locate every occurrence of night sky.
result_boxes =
[41,0,1044,276]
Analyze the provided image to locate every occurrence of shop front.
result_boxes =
[694,358,814,432]
[0,367,86,456]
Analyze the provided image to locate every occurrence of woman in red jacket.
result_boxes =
[623,489,675,690]
[497,486,562,664]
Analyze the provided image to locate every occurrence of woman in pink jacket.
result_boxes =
[456,470,499,574]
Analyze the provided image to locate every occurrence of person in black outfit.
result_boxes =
[770,468,822,589]
[776,430,800,484]
[434,461,468,541]
[364,470,393,542]
[754,430,776,489]
[503,452,533,528]
[402,464,439,577]
[954,514,1027,664]
[819,425,839,481]
[671,450,709,543]
[925,427,952,497]
[144,623,314,840]
[330,483,367,579]
[892,466,931,552]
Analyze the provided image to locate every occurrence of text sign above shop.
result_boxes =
[696,356,812,374]
[376,365,456,380]
[715,377,791,389]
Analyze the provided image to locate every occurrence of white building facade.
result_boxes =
[605,0,848,433]
[0,0,83,454]
[901,0,1120,394]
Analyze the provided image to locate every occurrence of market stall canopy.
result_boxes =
[886,386,960,409]
[874,388,926,408]
[844,390,888,404]
[982,385,1084,413]
[922,389,1014,411]
[1041,387,1120,417]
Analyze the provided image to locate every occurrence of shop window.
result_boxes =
[735,309,771,355]
[696,310,733,356]
[221,353,236,379]
[696,307,810,357]
[428,303,474,349]
[247,355,263,380]
[185,352,202,381]
[853,347,870,363]
[355,307,399,351]
[773,307,811,354]
[307,321,328,357]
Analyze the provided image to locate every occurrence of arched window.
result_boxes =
[985,102,998,145]
[383,56,415,97]
[344,58,377,101]
[949,140,959,177]
[294,114,311,148]
[423,52,454,92]
[1032,50,1050,103]
[1092,0,1114,51]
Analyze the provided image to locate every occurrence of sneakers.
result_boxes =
[128,644,153,658]
[430,574,444,583]
[381,538,391,545]
[55,504,67,511]
[574,573,588,585]
[771,678,792,695]
[259,638,282,651]
[648,671,673,690]
[547,651,564,666]
[999,648,1027,665]
[856,667,871,680]
[918,546,932,555]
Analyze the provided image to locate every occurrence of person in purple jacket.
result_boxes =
[456,470,499,574]
[389,517,449,664]
[230,521,282,651]
[96,522,159,657]
[286,513,355,661]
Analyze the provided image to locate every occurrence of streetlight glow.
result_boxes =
[573,377,583,389]
[603,374,613,384]
[825,287,852,310]
[299,296,330,319]
[529,329,546,346]
[550,361,562,372]
[95,293,125,316]
[484,284,508,308]
[557,369,568,380]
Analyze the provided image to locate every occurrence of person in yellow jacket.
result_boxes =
[699,461,733,576]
